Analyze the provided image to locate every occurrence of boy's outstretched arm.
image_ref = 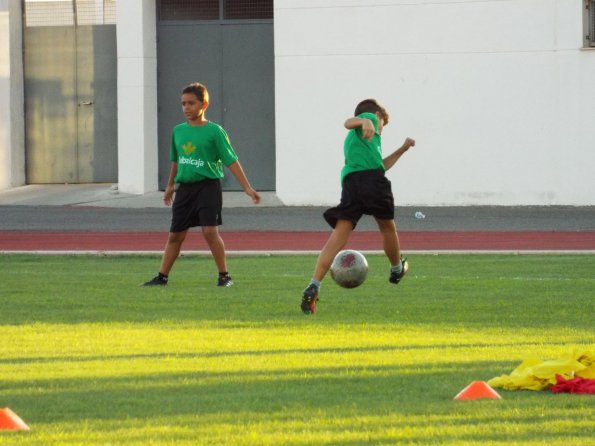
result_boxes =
[344,117,375,140]
[228,161,261,204]
[383,138,416,171]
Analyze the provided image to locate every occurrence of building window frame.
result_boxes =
[158,0,273,22]
[585,0,595,48]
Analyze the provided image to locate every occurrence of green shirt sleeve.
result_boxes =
[216,126,239,167]
[169,130,179,163]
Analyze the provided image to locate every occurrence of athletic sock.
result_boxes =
[219,271,229,277]
[391,262,403,275]
[158,272,168,279]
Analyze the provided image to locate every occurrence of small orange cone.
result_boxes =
[454,381,502,400]
[0,408,30,430]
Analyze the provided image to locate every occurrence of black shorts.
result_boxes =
[323,169,395,229]
[170,179,223,233]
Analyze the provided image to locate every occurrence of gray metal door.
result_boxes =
[157,22,275,191]
[24,25,117,183]
[221,24,275,191]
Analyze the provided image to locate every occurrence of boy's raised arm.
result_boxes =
[383,138,416,171]
[344,117,375,140]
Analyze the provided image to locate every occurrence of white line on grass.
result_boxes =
[2,250,595,255]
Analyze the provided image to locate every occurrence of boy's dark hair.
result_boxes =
[182,82,209,103]
[354,98,389,125]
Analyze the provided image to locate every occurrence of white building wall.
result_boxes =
[116,0,158,194]
[0,0,25,190]
[274,0,595,205]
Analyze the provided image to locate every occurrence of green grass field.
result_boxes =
[0,253,593,445]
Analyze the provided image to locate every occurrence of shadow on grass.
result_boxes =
[0,340,572,366]
[1,254,594,330]
[3,359,592,445]
[0,360,576,422]
[3,281,595,331]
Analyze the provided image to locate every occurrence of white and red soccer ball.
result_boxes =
[330,250,368,289]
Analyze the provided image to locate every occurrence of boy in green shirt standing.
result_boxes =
[143,82,260,287]
[301,98,415,313]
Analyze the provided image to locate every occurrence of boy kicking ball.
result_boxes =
[301,98,415,314]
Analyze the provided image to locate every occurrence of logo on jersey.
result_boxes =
[182,141,196,155]
[179,156,204,167]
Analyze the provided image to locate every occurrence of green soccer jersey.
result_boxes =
[340,112,385,184]
[169,121,239,184]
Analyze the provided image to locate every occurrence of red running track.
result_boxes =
[1,230,595,252]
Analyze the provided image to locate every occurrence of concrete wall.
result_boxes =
[0,0,158,194]
[0,0,25,190]
[116,0,158,194]
[274,0,595,205]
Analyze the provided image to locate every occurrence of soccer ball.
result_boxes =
[330,250,368,289]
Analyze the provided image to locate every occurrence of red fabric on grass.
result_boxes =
[551,374,595,395]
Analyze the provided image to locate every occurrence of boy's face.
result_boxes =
[181,92,208,122]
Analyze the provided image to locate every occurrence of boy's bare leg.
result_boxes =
[159,230,188,275]
[375,218,401,266]
[201,226,227,273]
[313,219,353,281]
[302,219,353,313]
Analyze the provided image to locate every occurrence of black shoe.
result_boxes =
[217,274,234,287]
[389,258,409,284]
[301,283,319,314]
[142,275,168,286]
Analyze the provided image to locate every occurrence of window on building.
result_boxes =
[224,0,273,19]
[158,0,273,21]
[76,0,117,25]
[24,0,116,27]
[585,0,595,47]
[158,0,219,20]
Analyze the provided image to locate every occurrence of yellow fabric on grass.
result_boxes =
[488,349,595,391]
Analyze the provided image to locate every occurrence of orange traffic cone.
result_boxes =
[0,408,30,430]
[454,381,502,400]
